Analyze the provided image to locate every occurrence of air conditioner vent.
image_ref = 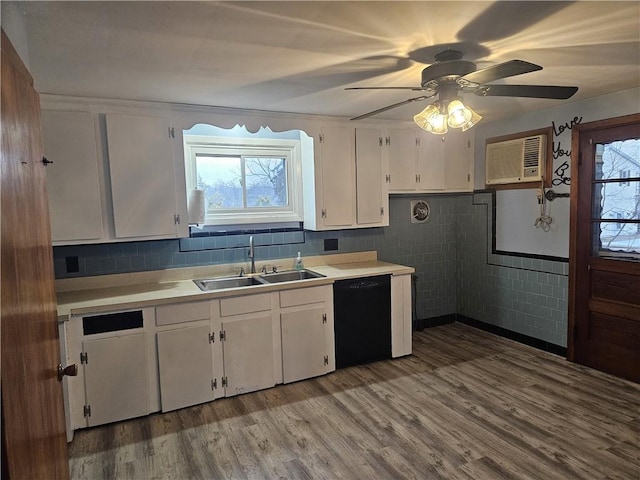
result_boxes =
[486,134,546,185]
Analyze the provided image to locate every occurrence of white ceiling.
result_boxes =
[16,1,640,123]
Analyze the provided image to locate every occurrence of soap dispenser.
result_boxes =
[295,252,304,271]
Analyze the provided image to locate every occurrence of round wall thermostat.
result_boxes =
[411,200,430,223]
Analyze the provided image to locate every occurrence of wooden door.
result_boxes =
[1,30,69,478]
[319,126,355,227]
[569,113,640,382]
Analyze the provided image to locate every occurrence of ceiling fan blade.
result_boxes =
[461,60,542,85]
[351,94,434,121]
[476,84,579,99]
[346,86,430,91]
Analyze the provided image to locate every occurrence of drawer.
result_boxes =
[280,286,325,308]
[219,293,271,317]
[156,301,211,326]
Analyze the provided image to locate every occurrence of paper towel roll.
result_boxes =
[187,189,206,225]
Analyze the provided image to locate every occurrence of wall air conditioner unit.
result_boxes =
[486,134,546,185]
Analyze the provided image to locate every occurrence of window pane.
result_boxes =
[592,180,640,220]
[593,221,640,255]
[244,157,288,208]
[594,139,640,180]
[196,155,243,209]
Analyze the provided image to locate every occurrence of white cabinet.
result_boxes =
[82,333,149,427]
[387,127,472,193]
[217,293,278,396]
[41,110,104,242]
[391,274,412,358]
[355,128,388,226]
[279,286,334,383]
[106,113,183,239]
[304,125,388,230]
[40,107,188,244]
[155,300,219,412]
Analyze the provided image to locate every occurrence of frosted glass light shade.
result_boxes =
[414,103,448,134]
[461,107,482,132]
[447,99,472,128]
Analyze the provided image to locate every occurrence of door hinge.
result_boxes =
[380,207,384,216]
[220,330,226,341]
[221,377,228,388]
[416,174,421,183]
[467,140,471,148]
[385,174,391,183]
[385,136,391,146]
[319,133,324,143]
[80,352,88,364]
[379,137,383,147]
[211,378,217,390]
[322,313,327,324]
[467,174,471,182]
[168,127,175,138]
[83,405,91,418]
[323,355,329,366]
[174,214,181,225]
[208,332,215,344]
[321,209,327,218]
[416,137,421,146]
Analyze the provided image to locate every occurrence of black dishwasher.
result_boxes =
[333,275,391,369]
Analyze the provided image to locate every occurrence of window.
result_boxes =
[184,128,308,226]
[619,169,631,186]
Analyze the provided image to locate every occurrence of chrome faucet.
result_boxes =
[248,235,256,273]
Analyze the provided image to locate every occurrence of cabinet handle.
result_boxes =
[42,157,54,166]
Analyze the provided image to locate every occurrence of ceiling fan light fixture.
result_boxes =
[414,102,448,134]
[461,106,482,132]
[447,99,472,128]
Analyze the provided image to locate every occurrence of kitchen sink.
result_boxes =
[193,276,267,291]
[258,269,325,283]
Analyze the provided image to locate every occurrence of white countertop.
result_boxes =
[56,252,414,319]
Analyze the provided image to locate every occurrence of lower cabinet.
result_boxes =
[83,333,149,427]
[279,286,335,383]
[157,325,216,412]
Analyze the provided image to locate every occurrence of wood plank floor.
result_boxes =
[68,323,640,479]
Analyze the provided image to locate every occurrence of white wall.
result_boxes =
[474,88,640,258]
[1,2,30,69]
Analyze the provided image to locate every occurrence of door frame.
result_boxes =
[567,112,640,362]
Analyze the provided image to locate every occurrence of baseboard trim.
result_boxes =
[414,314,456,331]
[456,315,567,357]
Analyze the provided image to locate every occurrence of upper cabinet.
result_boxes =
[303,125,388,231]
[106,114,183,239]
[387,126,472,193]
[41,110,104,242]
[42,107,188,245]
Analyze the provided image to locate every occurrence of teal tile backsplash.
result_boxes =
[53,193,569,347]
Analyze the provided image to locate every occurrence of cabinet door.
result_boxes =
[281,306,328,383]
[417,131,445,190]
[157,325,216,412]
[319,126,354,227]
[222,314,275,396]
[83,333,148,427]
[355,128,387,226]
[41,110,104,242]
[387,128,418,191]
[106,114,178,238]
[444,129,473,191]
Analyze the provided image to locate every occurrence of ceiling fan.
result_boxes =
[347,50,578,133]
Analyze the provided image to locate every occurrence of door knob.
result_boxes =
[57,363,78,382]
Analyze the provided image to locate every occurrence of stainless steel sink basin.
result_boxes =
[258,269,325,283]
[194,276,267,291]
